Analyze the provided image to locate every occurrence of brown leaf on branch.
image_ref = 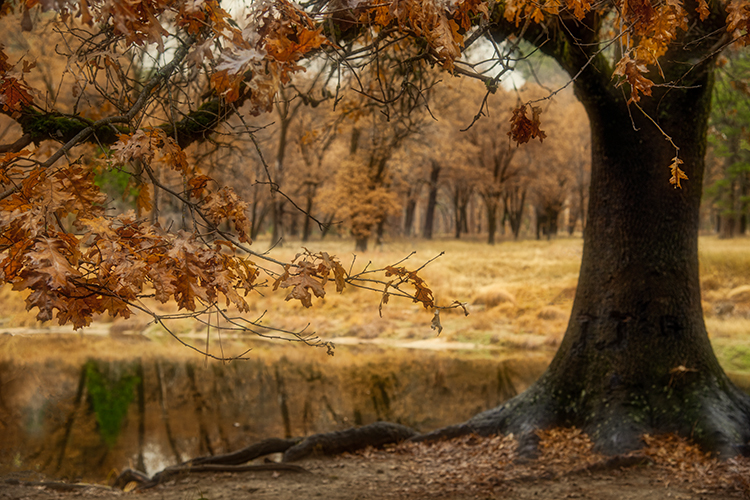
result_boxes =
[112,129,189,173]
[508,105,546,146]
[202,187,251,243]
[726,0,750,44]
[24,237,80,290]
[384,265,435,309]
[272,251,348,308]
[188,174,213,198]
[279,273,326,308]
[0,77,34,115]
[613,54,654,104]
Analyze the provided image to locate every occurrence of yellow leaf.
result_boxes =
[669,157,688,188]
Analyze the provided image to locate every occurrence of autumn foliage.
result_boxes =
[0,0,748,352]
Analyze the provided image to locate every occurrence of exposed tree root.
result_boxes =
[188,437,301,466]
[282,421,417,462]
[118,421,417,490]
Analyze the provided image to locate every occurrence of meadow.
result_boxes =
[1,234,749,375]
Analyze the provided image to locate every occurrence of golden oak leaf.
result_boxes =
[426,15,462,70]
[384,265,436,309]
[613,54,654,104]
[211,266,250,312]
[565,0,593,20]
[0,149,31,169]
[0,47,11,74]
[279,273,326,308]
[726,0,750,40]
[379,282,391,318]
[669,156,688,188]
[273,266,291,292]
[173,273,209,310]
[112,130,152,164]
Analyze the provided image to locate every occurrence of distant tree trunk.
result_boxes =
[272,200,286,246]
[483,194,501,245]
[422,162,440,239]
[301,185,315,242]
[403,194,417,237]
[460,202,469,235]
[250,193,271,241]
[535,207,544,240]
[355,236,368,252]
[289,212,299,238]
[376,218,386,245]
[452,185,472,239]
[504,185,526,239]
[453,186,462,239]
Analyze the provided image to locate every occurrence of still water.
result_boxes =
[0,337,548,482]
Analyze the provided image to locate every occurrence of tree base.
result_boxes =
[416,374,750,458]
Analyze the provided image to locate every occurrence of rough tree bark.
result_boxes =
[423,9,750,456]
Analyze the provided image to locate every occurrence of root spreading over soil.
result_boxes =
[5,429,750,500]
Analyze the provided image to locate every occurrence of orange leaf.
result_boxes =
[0,77,33,113]
[696,0,710,20]
[188,174,213,198]
[210,69,244,103]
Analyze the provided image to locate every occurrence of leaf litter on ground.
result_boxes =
[347,428,750,498]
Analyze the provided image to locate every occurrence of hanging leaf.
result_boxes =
[431,309,443,335]
[612,53,655,104]
[669,157,688,188]
[508,105,547,146]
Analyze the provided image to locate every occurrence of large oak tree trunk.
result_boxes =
[432,14,750,456]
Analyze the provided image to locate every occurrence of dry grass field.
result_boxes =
[1,234,749,373]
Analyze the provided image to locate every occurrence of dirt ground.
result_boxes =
[3,431,750,500]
